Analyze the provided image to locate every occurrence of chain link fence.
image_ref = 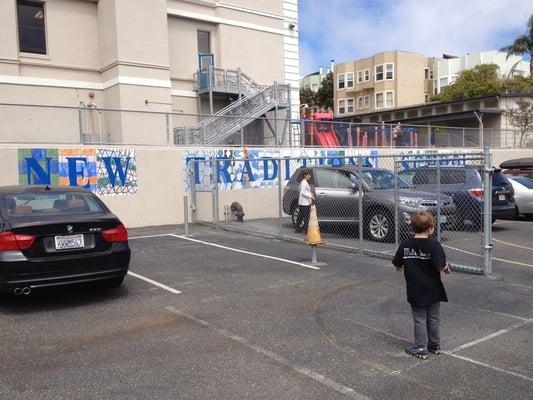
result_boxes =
[188,150,494,274]
[1,103,531,148]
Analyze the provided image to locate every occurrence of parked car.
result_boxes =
[500,157,533,180]
[283,166,455,242]
[399,166,515,229]
[508,176,533,218]
[0,185,130,295]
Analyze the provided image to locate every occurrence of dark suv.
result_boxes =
[400,166,515,229]
[283,166,455,242]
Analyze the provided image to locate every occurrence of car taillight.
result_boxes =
[468,188,484,198]
[102,224,128,242]
[0,231,35,251]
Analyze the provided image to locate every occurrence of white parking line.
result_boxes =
[443,244,533,269]
[129,233,320,270]
[166,306,371,399]
[167,234,321,270]
[446,353,533,383]
[492,238,533,251]
[127,271,182,294]
[448,319,533,353]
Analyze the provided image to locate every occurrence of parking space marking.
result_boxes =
[443,244,533,269]
[448,319,533,354]
[127,271,182,294]
[129,233,172,240]
[493,238,533,251]
[167,234,321,270]
[446,353,533,383]
[165,306,371,399]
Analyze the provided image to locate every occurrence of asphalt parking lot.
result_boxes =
[1,221,532,400]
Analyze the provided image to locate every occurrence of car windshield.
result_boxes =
[512,177,533,189]
[1,191,106,218]
[360,170,411,189]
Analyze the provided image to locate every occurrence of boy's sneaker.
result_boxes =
[405,345,429,360]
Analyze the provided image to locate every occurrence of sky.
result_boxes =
[298,0,533,76]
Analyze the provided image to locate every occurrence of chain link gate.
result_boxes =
[189,150,493,275]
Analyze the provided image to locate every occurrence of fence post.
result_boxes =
[190,161,197,223]
[394,155,399,248]
[277,157,283,239]
[483,146,493,276]
[389,124,394,148]
[184,195,189,237]
[358,155,364,254]
[78,106,84,144]
[462,128,465,147]
[211,159,219,230]
[436,158,441,241]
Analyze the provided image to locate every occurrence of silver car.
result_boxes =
[509,177,533,217]
[282,166,455,242]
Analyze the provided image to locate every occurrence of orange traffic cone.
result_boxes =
[304,205,324,245]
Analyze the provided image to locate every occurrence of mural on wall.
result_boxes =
[18,148,59,185]
[17,148,137,196]
[58,148,98,192]
[97,148,137,196]
[183,148,380,192]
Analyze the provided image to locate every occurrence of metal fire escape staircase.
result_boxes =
[174,67,290,145]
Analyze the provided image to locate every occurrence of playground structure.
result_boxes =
[301,113,419,148]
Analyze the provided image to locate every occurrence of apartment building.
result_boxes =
[0,0,299,145]
[334,51,433,118]
[433,51,530,95]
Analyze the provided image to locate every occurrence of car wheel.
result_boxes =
[365,209,394,242]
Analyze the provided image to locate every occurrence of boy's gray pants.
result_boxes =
[410,302,440,350]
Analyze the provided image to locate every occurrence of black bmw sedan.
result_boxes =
[0,185,130,295]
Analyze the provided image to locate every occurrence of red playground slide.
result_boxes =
[304,112,340,147]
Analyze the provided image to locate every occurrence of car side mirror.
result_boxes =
[350,183,358,191]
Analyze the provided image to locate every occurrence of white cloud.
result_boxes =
[299,0,532,75]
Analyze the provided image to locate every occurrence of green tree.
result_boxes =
[315,72,333,110]
[505,99,533,147]
[431,64,503,102]
[500,14,533,76]
[502,76,533,93]
[299,87,317,108]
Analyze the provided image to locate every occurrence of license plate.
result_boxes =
[498,195,505,201]
[55,234,84,250]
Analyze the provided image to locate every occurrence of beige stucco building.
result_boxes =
[0,0,299,145]
[334,51,434,119]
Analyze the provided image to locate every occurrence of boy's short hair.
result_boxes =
[411,211,435,233]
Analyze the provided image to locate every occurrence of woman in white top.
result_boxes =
[295,171,315,233]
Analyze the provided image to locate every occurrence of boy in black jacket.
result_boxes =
[392,211,451,359]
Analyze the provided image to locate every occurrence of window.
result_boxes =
[375,92,384,108]
[337,74,345,89]
[364,95,370,108]
[17,0,46,54]
[311,83,318,91]
[385,63,394,80]
[197,30,210,53]
[315,169,353,189]
[385,91,394,107]
[346,73,354,88]
[338,99,346,114]
[347,98,354,113]
[425,93,429,103]
[424,68,429,80]
[358,97,363,109]
[375,65,384,81]
[357,70,363,83]
[364,69,370,81]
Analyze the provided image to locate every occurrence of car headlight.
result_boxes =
[399,196,422,207]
